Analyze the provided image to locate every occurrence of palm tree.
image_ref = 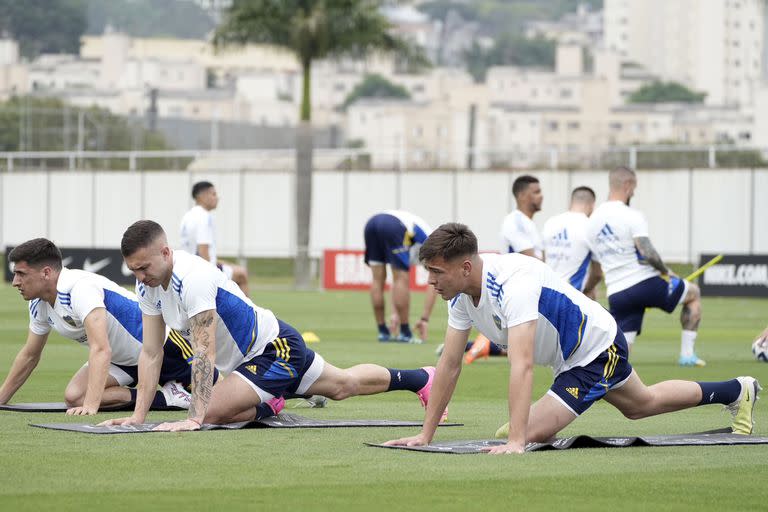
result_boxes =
[215,0,429,289]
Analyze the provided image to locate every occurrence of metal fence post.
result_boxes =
[708,146,716,168]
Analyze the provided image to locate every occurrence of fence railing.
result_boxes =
[0,145,766,172]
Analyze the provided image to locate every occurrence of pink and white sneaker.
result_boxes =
[416,366,449,422]
[266,396,285,416]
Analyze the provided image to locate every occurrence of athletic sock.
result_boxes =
[378,323,390,336]
[254,402,277,420]
[489,342,505,356]
[387,368,429,392]
[400,323,412,338]
[129,388,168,407]
[681,330,697,357]
[463,341,473,352]
[697,379,741,406]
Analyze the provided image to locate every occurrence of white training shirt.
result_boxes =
[136,250,279,374]
[585,201,659,296]
[542,211,593,291]
[180,205,218,265]
[28,268,143,366]
[447,253,616,376]
[383,209,432,266]
[499,209,543,259]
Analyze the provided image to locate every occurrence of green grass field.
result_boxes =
[0,280,767,511]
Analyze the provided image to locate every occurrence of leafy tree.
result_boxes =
[0,96,180,169]
[0,0,87,58]
[342,74,411,109]
[419,0,602,37]
[84,0,215,39]
[215,0,429,289]
[628,81,707,103]
[464,34,556,82]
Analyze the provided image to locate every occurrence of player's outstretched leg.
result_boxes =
[604,370,760,433]
[305,362,448,421]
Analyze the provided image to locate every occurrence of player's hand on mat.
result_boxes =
[415,318,429,341]
[152,419,201,432]
[66,405,98,416]
[98,415,143,427]
[483,441,526,455]
[382,433,429,447]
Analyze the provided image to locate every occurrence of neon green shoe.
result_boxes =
[494,421,509,439]
[727,376,761,435]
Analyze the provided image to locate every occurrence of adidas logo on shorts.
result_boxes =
[566,387,579,399]
[245,365,259,375]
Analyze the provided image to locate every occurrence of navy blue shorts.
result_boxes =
[549,330,634,416]
[232,320,325,401]
[608,276,687,334]
[113,331,213,388]
[364,213,410,271]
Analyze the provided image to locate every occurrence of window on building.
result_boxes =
[412,84,424,93]
[567,121,580,130]
[610,122,622,131]
[509,121,516,131]
[334,83,346,92]
[548,121,559,131]
[560,88,573,98]
[414,126,423,137]
[359,113,366,124]
[739,131,751,140]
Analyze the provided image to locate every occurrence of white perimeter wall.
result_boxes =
[2,168,766,262]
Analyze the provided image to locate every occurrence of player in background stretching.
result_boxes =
[586,167,705,367]
[180,181,250,296]
[363,210,438,343]
[542,186,602,299]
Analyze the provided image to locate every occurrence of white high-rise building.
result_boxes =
[604,0,764,106]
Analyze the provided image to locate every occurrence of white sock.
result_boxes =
[624,331,637,346]
[680,330,697,357]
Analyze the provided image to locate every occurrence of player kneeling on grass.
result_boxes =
[102,221,447,431]
[0,238,197,414]
[384,223,760,455]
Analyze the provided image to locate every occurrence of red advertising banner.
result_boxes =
[323,249,429,291]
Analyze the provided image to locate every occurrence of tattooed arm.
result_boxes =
[634,236,670,275]
[187,310,216,426]
[151,310,216,432]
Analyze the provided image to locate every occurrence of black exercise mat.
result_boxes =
[366,431,768,454]
[0,402,183,412]
[30,412,463,434]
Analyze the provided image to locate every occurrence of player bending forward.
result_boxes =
[102,221,447,431]
[385,223,759,454]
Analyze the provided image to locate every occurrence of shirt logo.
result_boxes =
[47,316,54,325]
[62,316,78,327]
[566,387,579,399]
[156,300,162,309]
[244,365,259,375]
[596,223,619,243]
[492,314,502,330]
